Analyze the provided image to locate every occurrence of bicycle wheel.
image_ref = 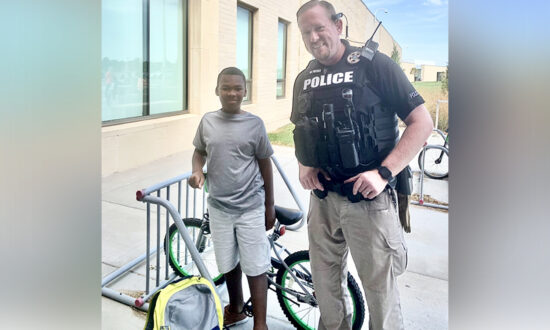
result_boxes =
[418,146,449,179]
[164,219,225,286]
[275,250,365,330]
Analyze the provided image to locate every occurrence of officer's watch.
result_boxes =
[377,166,393,182]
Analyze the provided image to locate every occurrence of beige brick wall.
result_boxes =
[421,64,447,82]
[378,26,400,57]
[102,0,402,176]
[401,62,416,82]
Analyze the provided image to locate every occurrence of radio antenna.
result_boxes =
[366,21,382,44]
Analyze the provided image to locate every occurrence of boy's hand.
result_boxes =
[188,171,205,189]
[265,205,276,231]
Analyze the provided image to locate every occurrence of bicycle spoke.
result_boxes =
[167,221,224,284]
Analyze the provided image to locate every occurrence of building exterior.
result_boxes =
[101,0,402,176]
[401,62,417,82]
[420,64,447,82]
[401,62,447,83]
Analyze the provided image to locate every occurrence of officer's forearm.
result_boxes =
[381,104,433,176]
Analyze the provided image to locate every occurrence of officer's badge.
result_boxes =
[347,51,361,64]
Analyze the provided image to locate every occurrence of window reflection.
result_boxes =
[277,20,287,98]
[101,0,143,121]
[237,6,252,102]
[102,0,187,123]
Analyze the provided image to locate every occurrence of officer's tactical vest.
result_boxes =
[294,49,399,179]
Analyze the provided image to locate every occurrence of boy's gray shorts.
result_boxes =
[208,205,271,277]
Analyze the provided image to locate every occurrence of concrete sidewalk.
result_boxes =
[102,137,448,329]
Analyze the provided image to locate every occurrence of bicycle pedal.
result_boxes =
[242,304,254,317]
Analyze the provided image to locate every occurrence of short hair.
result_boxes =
[216,67,246,88]
[296,0,337,21]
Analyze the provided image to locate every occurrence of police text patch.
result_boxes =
[303,71,354,90]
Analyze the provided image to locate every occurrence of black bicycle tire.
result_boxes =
[164,219,225,286]
[418,147,449,179]
[275,250,365,330]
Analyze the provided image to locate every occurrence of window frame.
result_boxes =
[236,3,254,104]
[101,0,189,126]
[276,19,288,99]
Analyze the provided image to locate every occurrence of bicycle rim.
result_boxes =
[278,256,359,329]
[420,147,449,179]
[280,258,320,329]
[167,221,224,284]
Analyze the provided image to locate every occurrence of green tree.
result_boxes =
[390,43,400,65]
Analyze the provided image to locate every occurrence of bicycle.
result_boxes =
[418,129,449,179]
[164,205,366,330]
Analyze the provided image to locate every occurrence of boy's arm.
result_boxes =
[189,148,206,189]
[257,157,275,230]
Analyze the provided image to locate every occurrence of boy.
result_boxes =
[188,67,275,330]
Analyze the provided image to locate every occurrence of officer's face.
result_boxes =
[298,5,343,65]
[216,74,246,113]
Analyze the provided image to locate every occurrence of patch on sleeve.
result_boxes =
[409,90,420,99]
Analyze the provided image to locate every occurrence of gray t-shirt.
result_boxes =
[193,110,274,213]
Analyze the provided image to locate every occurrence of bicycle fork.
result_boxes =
[269,227,317,306]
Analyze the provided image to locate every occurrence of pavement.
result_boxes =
[101,132,448,329]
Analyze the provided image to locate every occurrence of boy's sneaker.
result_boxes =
[224,305,248,327]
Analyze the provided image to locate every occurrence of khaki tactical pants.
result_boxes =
[307,188,408,330]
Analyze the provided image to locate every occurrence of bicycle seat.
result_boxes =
[275,205,303,226]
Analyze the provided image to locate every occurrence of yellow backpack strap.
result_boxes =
[143,290,161,330]
[195,277,224,328]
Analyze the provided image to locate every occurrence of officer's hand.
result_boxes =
[188,171,205,189]
[265,204,276,231]
[298,163,330,191]
[343,169,387,199]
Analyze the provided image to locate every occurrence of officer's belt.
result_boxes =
[314,174,371,203]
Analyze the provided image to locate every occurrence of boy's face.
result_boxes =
[216,74,246,113]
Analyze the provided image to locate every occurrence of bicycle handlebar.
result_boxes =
[137,155,307,230]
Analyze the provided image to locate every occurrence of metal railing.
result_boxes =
[411,128,449,210]
[101,155,305,311]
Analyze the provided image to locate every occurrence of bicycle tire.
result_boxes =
[418,146,449,179]
[164,219,225,286]
[275,250,365,330]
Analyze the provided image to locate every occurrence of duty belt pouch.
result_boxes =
[316,133,330,167]
[397,193,411,233]
[395,166,413,233]
[396,165,413,195]
[293,117,321,167]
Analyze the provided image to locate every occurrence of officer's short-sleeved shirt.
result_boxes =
[291,39,424,123]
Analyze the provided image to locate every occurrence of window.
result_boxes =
[277,20,288,98]
[413,67,422,82]
[437,71,445,82]
[102,0,187,123]
[237,5,253,102]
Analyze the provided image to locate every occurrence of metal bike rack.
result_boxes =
[101,155,305,311]
[411,129,449,210]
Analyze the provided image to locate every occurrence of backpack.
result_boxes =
[144,276,223,330]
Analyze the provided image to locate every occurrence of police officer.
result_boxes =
[292,1,434,329]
